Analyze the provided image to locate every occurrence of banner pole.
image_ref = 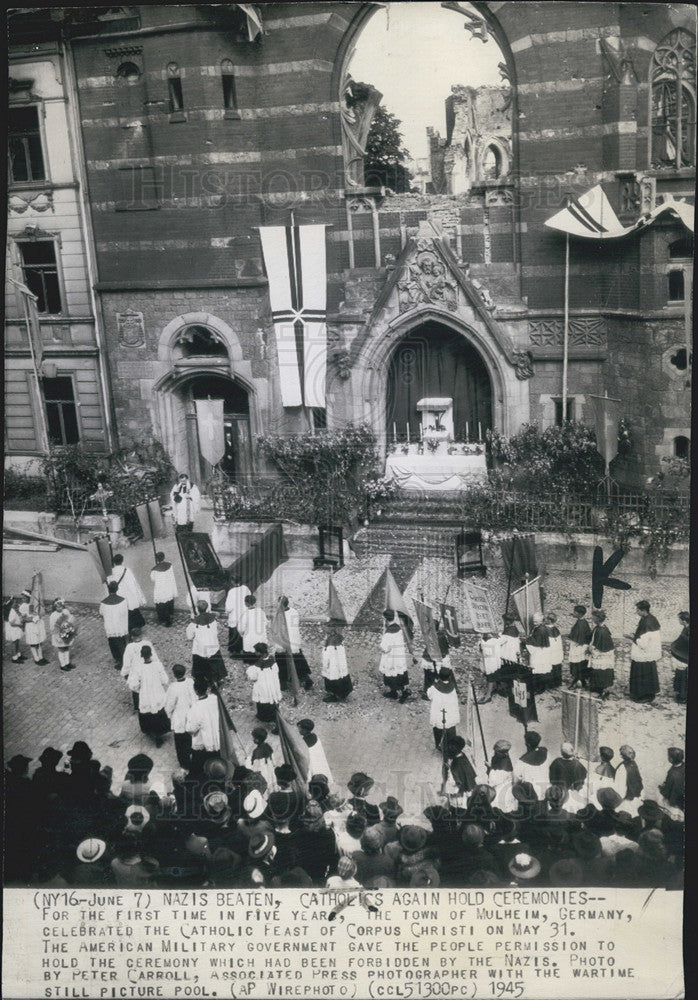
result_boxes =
[504,535,516,617]
[145,498,158,564]
[471,680,489,767]
[562,230,570,421]
[573,685,582,756]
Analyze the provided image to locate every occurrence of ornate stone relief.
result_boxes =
[529,317,607,349]
[512,350,534,380]
[396,240,458,313]
[9,191,54,214]
[117,308,146,348]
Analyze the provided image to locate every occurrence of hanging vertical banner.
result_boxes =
[439,603,461,647]
[588,393,621,466]
[413,599,442,662]
[511,576,542,632]
[463,581,498,634]
[87,536,113,582]
[135,500,166,542]
[195,398,225,466]
[258,223,327,408]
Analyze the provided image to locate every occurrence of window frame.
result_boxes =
[648,29,697,170]
[15,235,65,317]
[673,435,690,459]
[167,63,186,122]
[552,396,576,426]
[41,371,83,446]
[221,60,241,119]
[8,101,49,186]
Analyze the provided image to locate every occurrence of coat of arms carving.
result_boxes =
[117,309,146,348]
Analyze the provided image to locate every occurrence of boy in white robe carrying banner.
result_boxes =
[150,552,178,627]
[107,554,146,633]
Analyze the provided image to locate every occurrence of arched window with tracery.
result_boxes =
[649,29,696,169]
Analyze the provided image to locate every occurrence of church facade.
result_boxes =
[6,3,694,488]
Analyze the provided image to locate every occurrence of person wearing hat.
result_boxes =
[110,834,160,887]
[568,605,592,689]
[297,719,334,786]
[31,746,66,799]
[121,627,155,711]
[322,628,353,703]
[225,572,251,658]
[243,830,278,886]
[508,852,543,885]
[48,598,77,671]
[613,745,643,817]
[599,812,640,859]
[549,742,587,792]
[150,551,178,627]
[571,829,611,885]
[68,839,111,887]
[394,825,438,886]
[333,811,368,857]
[346,773,380,826]
[659,747,685,818]
[549,857,584,887]
[240,594,268,664]
[588,609,615,699]
[170,472,200,533]
[376,797,403,846]
[587,746,616,803]
[100,581,130,669]
[545,613,563,688]
[526,612,552,692]
[443,736,477,806]
[426,666,460,751]
[130,645,171,747]
[186,676,222,774]
[19,587,49,665]
[5,595,27,663]
[289,800,338,883]
[629,600,661,703]
[671,611,689,704]
[275,596,313,691]
[124,803,152,836]
[209,847,243,887]
[487,739,515,810]
[515,730,548,798]
[203,789,233,829]
[588,786,624,838]
[246,726,277,793]
[351,825,395,885]
[164,663,196,768]
[489,817,528,872]
[106,553,147,634]
[247,643,282,723]
[379,609,412,703]
[186,599,227,686]
[448,824,500,886]
[635,829,677,887]
[308,773,331,809]
[273,764,305,827]
[326,855,362,889]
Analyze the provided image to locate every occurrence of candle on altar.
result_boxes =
[419,424,423,441]
[478,421,483,441]
[465,422,469,442]
[406,423,410,444]
[393,422,397,443]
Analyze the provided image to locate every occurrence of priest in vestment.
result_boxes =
[170,473,200,533]
[629,600,661,703]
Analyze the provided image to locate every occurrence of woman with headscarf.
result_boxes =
[629,600,661,703]
[131,646,171,747]
[613,745,643,817]
[379,609,412,703]
[671,612,689,704]
[246,643,282,724]
[322,629,353,703]
[49,598,77,672]
[588,609,615,699]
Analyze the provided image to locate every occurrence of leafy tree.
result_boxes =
[347,81,413,192]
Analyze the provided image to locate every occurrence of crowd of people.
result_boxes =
[4,730,684,890]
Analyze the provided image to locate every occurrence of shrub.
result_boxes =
[3,469,48,510]
[487,422,604,494]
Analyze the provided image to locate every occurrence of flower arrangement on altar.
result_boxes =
[426,438,440,453]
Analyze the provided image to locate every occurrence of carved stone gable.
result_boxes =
[396,239,459,314]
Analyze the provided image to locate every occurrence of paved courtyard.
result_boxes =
[3,585,686,816]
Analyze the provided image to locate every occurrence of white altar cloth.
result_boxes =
[385,452,487,492]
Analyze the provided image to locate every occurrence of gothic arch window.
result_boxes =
[674,434,690,459]
[649,29,696,169]
[172,325,228,360]
[483,144,502,179]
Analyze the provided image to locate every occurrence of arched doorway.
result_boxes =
[183,373,252,481]
[386,321,493,441]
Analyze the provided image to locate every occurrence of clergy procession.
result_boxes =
[3,502,687,893]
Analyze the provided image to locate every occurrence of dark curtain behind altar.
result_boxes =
[386,324,493,440]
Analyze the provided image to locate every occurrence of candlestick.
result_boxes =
[406,423,410,444]
[465,422,469,443]
[419,424,423,441]
[393,422,397,443]
[478,421,483,441]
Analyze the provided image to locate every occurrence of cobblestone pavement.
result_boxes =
[4,601,686,817]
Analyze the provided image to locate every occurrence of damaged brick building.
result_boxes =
[6,2,695,487]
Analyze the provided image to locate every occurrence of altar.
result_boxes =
[385,397,488,492]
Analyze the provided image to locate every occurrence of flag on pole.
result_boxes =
[561,690,599,761]
[500,534,538,585]
[275,708,310,794]
[588,394,621,466]
[511,576,542,632]
[545,185,694,240]
[462,581,498,634]
[135,500,166,541]
[269,597,301,703]
[328,574,348,626]
[413,599,441,661]
[258,224,327,408]
[439,603,461,647]
[382,567,414,649]
[87,536,113,582]
[195,399,225,466]
[215,687,241,773]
